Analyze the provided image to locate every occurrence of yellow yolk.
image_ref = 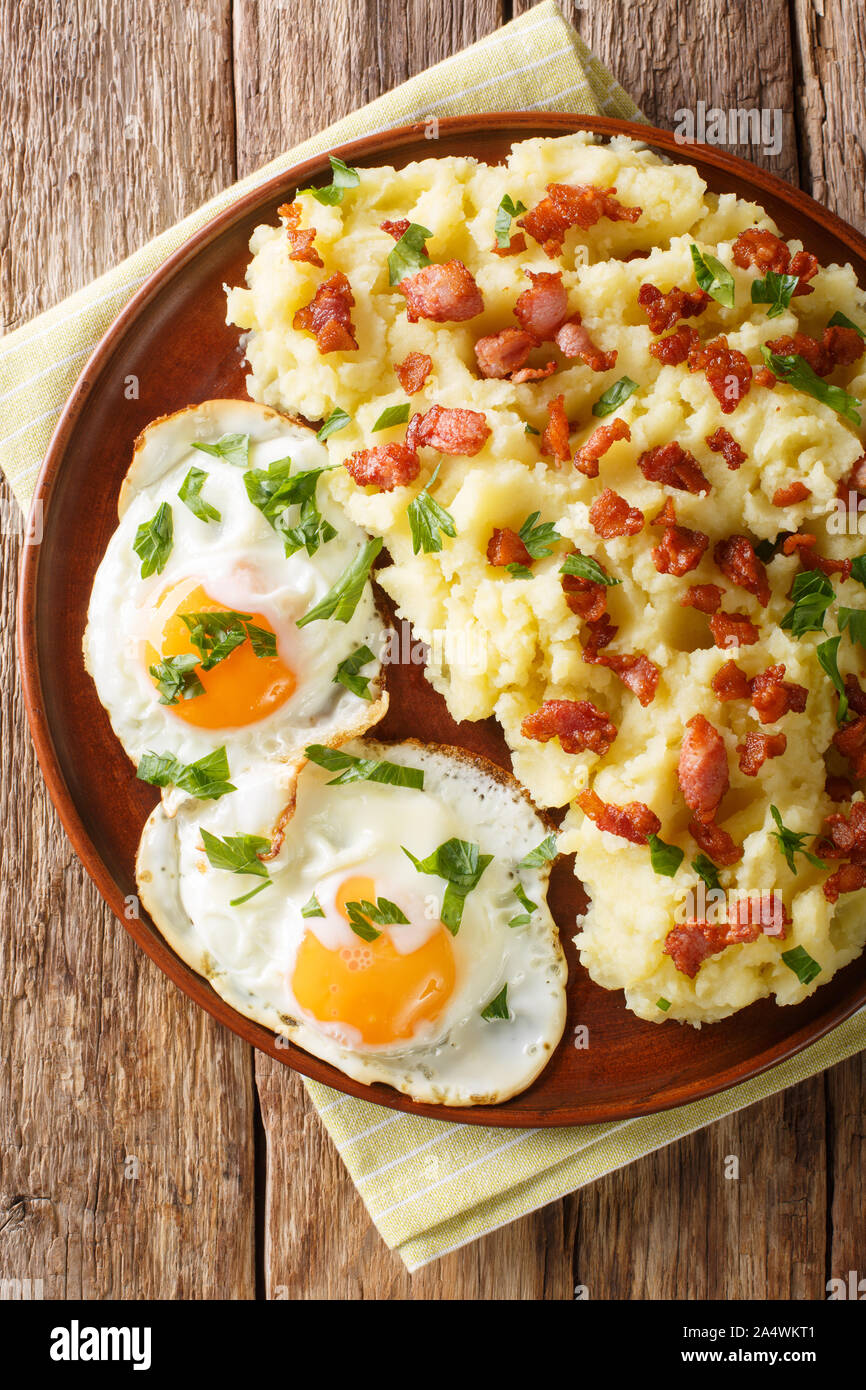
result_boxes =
[144,581,296,729]
[291,875,457,1046]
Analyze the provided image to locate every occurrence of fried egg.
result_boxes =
[136,740,567,1104]
[85,400,388,777]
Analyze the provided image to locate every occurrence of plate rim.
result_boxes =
[16,109,866,1127]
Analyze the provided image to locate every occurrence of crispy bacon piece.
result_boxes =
[637,442,710,494]
[398,259,484,323]
[781,533,852,581]
[576,788,660,845]
[491,231,527,257]
[819,801,866,859]
[487,527,531,569]
[709,611,761,649]
[834,715,866,779]
[714,535,771,606]
[555,313,617,372]
[712,660,753,701]
[474,327,535,380]
[681,583,725,614]
[638,283,710,335]
[706,427,746,471]
[381,218,412,242]
[293,271,358,353]
[278,200,324,267]
[514,270,568,342]
[394,351,433,395]
[519,182,641,258]
[541,393,571,467]
[649,325,700,366]
[584,649,660,706]
[664,897,790,976]
[732,229,820,298]
[584,613,618,653]
[521,699,617,756]
[837,453,866,499]
[766,326,864,377]
[589,487,644,538]
[344,441,420,491]
[511,359,558,384]
[755,366,777,389]
[844,674,866,717]
[678,714,729,822]
[772,481,811,507]
[750,664,808,722]
[826,775,855,803]
[738,731,787,776]
[688,335,752,413]
[651,500,709,576]
[688,817,743,866]
[823,861,866,903]
[406,404,490,456]
[574,417,631,478]
[562,571,607,621]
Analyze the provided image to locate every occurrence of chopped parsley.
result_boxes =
[851,555,866,587]
[692,855,722,892]
[180,610,275,670]
[518,835,558,871]
[560,552,622,586]
[838,606,866,651]
[760,346,862,426]
[244,456,336,557]
[592,375,639,417]
[407,464,457,555]
[344,895,409,942]
[480,984,510,1021]
[769,805,826,874]
[403,837,493,935]
[199,828,272,905]
[191,432,249,469]
[781,945,822,986]
[508,881,538,928]
[371,402,411,432]
[648,834,684,877]
[828,310,866,340]
[296,536,383,627]
[316,407,352,441]
[302,155,360,206]
[178,467,221,523]
[494,193,527,248]
[506,512,562,579]
[816,634,850,723]
[780,569,835,637]
[387,222,432,285]
[333,644,376,701]
[148,654,204,705]
[690,244,735,308]
[300,893,325,918]
[133,502,173,578]
[304,744,424,789]
[751,270,799,318]
[656,997,672,1013]
[137,746,235,800]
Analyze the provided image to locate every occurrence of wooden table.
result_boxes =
[1,0,864,1300]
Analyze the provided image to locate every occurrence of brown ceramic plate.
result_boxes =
[18,113,866,1126]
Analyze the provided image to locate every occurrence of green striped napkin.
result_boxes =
[4,0,864,1271]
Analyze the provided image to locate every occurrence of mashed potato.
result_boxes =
[227,133,866,1025]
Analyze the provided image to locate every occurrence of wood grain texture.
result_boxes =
[0,0,256,1299]
[2,0,865,1300]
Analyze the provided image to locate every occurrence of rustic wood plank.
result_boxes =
[0,0,256,1297]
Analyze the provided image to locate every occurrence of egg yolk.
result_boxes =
[144,581,296,729]
[291,875,457,1046]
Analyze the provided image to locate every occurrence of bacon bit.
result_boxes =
[714,535,771,606]
[637,442,710,494]
[712,660,753,701]
[584,649,660,705]
[623,249,650,261]
[541,394,571,467]
[511,359,558,384]
[519,183,641,258]
[819,801,866,859]
[766,326,864,377]
[826,775,855,802]
[664,898,790,976]
[637,283,710,335]
[406,404,490,456]
[834,715,866,779]
[514,270,569,342]
[844,674,866,717]
[574,418,631,478]
[394,352,433,395]
[688,335,752,413]
[738,731,787,776]
[782,533,852,580]
[651,502,709,576]
[380,219,412,242]
[709,611,761,649]
[344,442,420,491]
[278,200,324,267]
[688,817,743,866]
[750,664,808,722]
[649,325,700,366]
[474,327,535,379]
[589,487,644,538]
[706,427,746,471]
[562,572,607,621]
[576,788,660,845]
[681,583,725,614]
[491,230,527,257]
[772,481,811,507]
[732,229,821,298]
[487,527,531,569]
[678,714,729,822]
[754,366,777,389]
[521,699,617,756]
[398,259,484,323]
[837,454,866,499]
[823,861,866,903]
[555,313,617,372]
[293,271,359,353]
[584,613,618,653]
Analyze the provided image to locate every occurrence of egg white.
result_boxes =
[136,740,568,1105]
[84,400,388,776]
